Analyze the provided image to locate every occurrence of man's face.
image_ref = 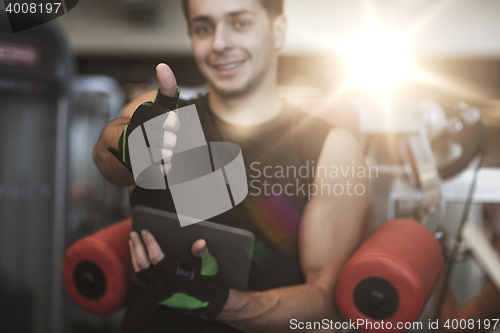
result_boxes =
[186,0,281,98]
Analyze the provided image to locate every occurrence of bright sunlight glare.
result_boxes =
[339,26,423,101]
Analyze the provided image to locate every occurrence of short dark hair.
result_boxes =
[181,0,284,22]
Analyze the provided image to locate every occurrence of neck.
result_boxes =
[208,64,283,127]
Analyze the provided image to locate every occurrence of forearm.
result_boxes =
[93,117,135,186]
[218,282,339,333]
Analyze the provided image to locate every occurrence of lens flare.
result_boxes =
[340,26,422,100]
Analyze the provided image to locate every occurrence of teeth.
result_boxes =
[214,61,242,70]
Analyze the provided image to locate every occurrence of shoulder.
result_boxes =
[319,127,363,165]
[324,127,358,146]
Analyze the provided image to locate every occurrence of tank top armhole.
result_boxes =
[290,105,333,169]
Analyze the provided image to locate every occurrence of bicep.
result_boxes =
[120,89,157,118]
[299,128,369,288]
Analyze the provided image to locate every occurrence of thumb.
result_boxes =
[156,63,178,97]
[191,239,206,258]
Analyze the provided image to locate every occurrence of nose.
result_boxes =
[212,24,233,53]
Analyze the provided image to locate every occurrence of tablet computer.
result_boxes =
[132,206,255,291]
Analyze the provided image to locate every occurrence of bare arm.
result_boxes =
[217,128,369,332]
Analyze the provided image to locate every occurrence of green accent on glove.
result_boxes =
[160,292,209,310]
[121,124,129,163]
[151,86,160,104]
[201,248,218,276]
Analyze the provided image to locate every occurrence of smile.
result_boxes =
[212,60,245,71]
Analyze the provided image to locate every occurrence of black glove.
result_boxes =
[135,247,229,321]
[108,86,180,173]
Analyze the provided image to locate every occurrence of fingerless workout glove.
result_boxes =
[108,86,180,173]
[135,247,229,320]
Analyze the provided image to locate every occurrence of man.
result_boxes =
[93,0,368,332]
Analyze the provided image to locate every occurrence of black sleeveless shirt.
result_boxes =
[123,94,332,332]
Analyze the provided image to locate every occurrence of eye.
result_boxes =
[194,25,214,35]
[233,20,251,29]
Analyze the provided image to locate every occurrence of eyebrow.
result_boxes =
[190,10,256,24]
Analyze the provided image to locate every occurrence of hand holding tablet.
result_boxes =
[129,206,255,319]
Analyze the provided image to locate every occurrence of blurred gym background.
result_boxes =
[2,0,500,332]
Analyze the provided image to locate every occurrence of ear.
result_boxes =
[272,14,287,51]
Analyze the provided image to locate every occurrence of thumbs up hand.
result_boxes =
[108,63,181,178]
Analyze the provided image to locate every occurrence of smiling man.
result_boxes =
[93,0,368,332]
